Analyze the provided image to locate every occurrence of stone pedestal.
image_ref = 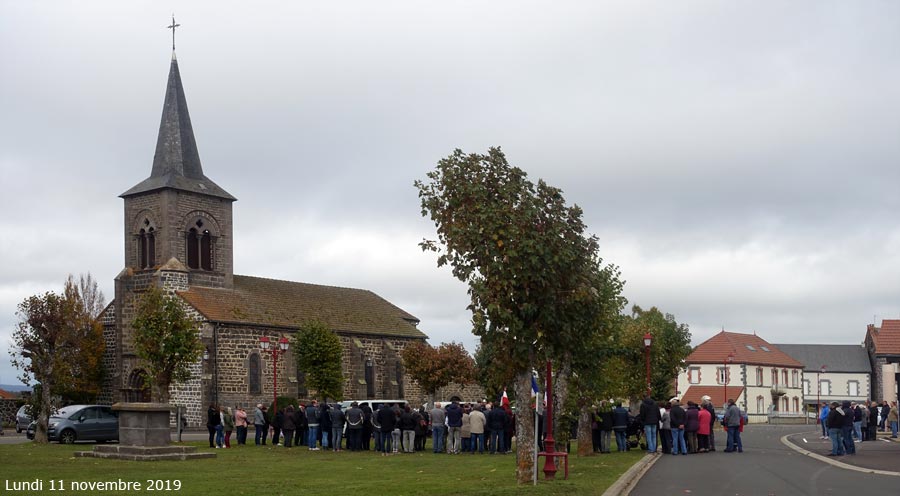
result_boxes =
[75,402,215,461]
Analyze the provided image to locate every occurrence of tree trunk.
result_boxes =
[514,369,535,484]
[34,381,52,444]
[153,374,171,404]
[576,403,594,456]
[552,358,571,449]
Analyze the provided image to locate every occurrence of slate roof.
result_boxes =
[121,53,235,201]
[681,386,745,409]
[773,344,871,373]
[178,275,427,339]
[867,320,900,356]
[686,331,803,368]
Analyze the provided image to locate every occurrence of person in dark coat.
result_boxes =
[281,405,296,448]
[638,395,662,454]
[330,404,345,451]
[487,405,508,454]
[346,402,364,451]
[612,402,630,452]
[598,403,614,453]
[841,400,855,455]
[826,401,844,456]
[294,405,306,447]
[669,399,687,455]
[360,402,373,450]
[414,407,427,451]
[272,407,284,446]
[868,401,880,441]
[684,401,700,454]
[376,403,397,455]
[320,403,332,449]
[305,401,320,450]
[206,404,220,448]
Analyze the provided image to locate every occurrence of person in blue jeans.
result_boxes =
[825,402,844,456]
[723,399,743,453]
[612,402,630,452]
[638,396,661,454]
[668,399,687,454]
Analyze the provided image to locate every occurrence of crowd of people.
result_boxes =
[822,399,898,456]
[591,395,746,455]
[204,399,517,455]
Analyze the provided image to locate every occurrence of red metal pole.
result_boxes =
[542,360,557,480]
[645,346,651,397]
[272,349,278,416]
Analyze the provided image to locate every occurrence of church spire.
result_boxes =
[121,48,235,200]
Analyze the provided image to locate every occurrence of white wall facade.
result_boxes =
[801,371,870,406]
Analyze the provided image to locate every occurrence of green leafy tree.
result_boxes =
[132,286,203,404]
[9,274,106,443]
[416,147,613,482]
[293,320,344,401]
[401,341,475,405]
[473,338,516,403]
[624,306,693,400]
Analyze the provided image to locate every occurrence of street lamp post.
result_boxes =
[817,365,826,424]
[643,333,653,397]
[259,336,290,415]
[723,352,734,410]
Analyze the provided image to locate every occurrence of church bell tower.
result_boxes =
[119,50,236,289]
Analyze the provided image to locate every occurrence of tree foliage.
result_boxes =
[416,147,622,482]
[293,320,344,401]
[401,341,475,403]
[623,306,693,400]
[473,338,516,403]
[131,285,203,404]
[9,274,105,443]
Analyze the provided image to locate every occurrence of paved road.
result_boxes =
[632,425,899,495]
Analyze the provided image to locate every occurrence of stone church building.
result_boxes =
[98,52,436,425]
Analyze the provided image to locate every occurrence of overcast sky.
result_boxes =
[3,1,900,386]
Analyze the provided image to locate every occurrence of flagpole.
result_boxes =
[533,399,539,486]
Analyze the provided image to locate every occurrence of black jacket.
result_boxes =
[376,405,396,433]
[638,398,661,426]
[399,410,417,430]
[612,406,629,430]
[487,407,507,431]
[207,407,220,428]
[826,407,844,429]
[669,404,686,428]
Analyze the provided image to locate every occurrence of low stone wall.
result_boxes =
[0,398,20,426]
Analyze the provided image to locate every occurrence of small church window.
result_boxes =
[187,228,199,269]
[365,359,375,399]
[138,225,156,269]
[200,230,212,270]
[248,353,261,395]
[395,362,404,398]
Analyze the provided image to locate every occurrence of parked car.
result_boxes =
[16,405,33,433]
[25,405,118,444]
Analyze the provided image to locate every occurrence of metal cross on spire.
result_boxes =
[167,14,181,51]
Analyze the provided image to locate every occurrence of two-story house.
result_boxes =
[678,331,805,423]
[775,344,871,416]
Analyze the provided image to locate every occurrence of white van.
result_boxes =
[339,399,408,412]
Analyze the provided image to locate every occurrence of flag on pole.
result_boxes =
[500,389,510,407]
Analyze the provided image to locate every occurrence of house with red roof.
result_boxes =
[865,320,900,403]
[677,331,805,423]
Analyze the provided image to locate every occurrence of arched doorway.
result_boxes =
[126,369,151,402]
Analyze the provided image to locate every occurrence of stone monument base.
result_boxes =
[75,402,215,461]
[75,445,215,461]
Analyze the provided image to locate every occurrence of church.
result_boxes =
[98,50,430,425]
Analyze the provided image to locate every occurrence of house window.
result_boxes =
[688,367,701,384]
[248,353,261,395]
[820,379,831,396]
[756,395,765,413]
[717,367,730,385]
[756,367,763,386]
[791,370,799,388]
[793,397,799,412]
[848,381,859,397]
[782,396,789,412]
[782,369,788,385]
[771,369,778,385]
[803,379,810,395]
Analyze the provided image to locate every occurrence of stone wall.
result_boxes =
[0,398,20,426]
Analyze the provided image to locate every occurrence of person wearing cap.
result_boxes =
[669,398,687,455]
[825,401,844,456]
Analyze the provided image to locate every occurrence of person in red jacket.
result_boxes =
[697,405,711,452]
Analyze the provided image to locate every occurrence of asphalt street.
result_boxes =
[631,425,900,495]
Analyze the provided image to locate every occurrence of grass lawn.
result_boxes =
[2,440,643,495]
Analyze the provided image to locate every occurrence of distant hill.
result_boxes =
[0,384,31,393]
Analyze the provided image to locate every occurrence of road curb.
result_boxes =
[602,453,661,496]
[779,433,900,477]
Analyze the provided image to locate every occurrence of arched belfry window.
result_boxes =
[186,218,214,270]
[138,219,156,269]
